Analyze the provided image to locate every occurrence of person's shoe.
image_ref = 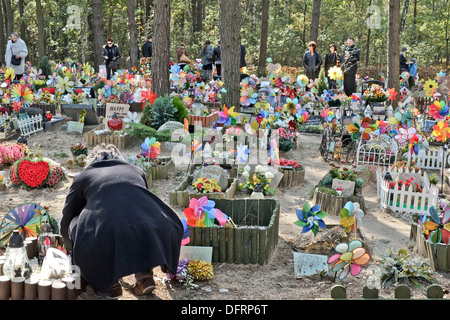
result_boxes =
[95,282,123,299]
[133,276,155,296]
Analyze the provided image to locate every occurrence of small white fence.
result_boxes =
[0,112,8,127]
[377,167,439,215]
[407,147,446,171]
[356,138,398,174]
[17,114,43,137]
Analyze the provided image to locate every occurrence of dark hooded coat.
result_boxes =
[60,159,183,291]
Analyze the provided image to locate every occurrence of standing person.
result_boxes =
[399,46,412,73]
[324,44,340,90]
[200,40,214,81]
[240,44,247,69]
[340,37,360,97]
[302,41,322,82]
[213,40,221,78]
[5,32,28,80]
[102,38,121,80]
[142,35,153,58]
[60,144,184,299]
[176,43,190,69]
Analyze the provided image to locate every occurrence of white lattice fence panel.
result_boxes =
[17,114,43,137]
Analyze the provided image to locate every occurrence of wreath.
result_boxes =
[10,158,65,189]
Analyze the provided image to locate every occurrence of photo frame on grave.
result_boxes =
[61,104,100,125]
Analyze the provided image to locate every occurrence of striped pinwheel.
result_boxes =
[327,239,371,280]
[421,206,450,245]
[294,203,328,237]
[10,83,34,108]
[346,116,376,141]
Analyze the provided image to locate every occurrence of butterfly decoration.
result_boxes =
[340,202,364,236]
[420,206,450,245]
[346,116,376,141]
[429,100,449,120]
[11,83,34,108]
[327,239,371,280]
[294,203,328,237]
[432,121,450,142]
[141,137,161,160]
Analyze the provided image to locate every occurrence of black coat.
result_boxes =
[400,53,408,72]
[102,44,121,65]
[324,52,340,78]
[302,51,322,80]
[60,160,183,291]
[340,45,360,75]
[142,41,152,58]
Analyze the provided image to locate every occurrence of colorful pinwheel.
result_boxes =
[296,74,309,87]
[181,219,191,246]
[424,79,439,97]
[296,108,309,124]
[321,107,335,122]
[327,239,371,280]
[420,206,450,245]
[346,116,376,141]
[432,121,450,142]
[183,197,231,228]
[340,201,364,235]
[217,105,239,125]
[429,100,449,120]
[394,126,422,146]
[374,120,388,134]
[11,83,34,108]
[235,143,250,164]
[294,203,328,237]
[141,137,161,160]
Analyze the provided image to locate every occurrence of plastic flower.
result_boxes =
[140,88,157,109]
[327,239,371,280]
[321,89,335,102]
[235,143,249,164]
[421,206,450,245]
[328,66,342,81]
[55,75,74,94]
[432,121,450,142]
[294,203,328,236]
[346,116,376,141]
[429,100,449,120]
[424,79,439,97]
[192,177,222,194]
[4,68,15,81]
[387,88,397,102]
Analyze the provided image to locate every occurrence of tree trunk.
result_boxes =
[257,0,269,77]
[400,0,410,32]
[309,0,321,42]
[36,0,46,61]
[91,0,106,71]
[219,0,241,111]
[0,1,5,62]
[127,0,138,69]
[151,0,170,97]
[387,0,400,107]
[3,0,12,37]
[18,0,26,42]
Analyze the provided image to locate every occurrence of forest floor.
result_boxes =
[1,124,450,302]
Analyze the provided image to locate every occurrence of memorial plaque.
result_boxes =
[332,179,355,196]
[104,103,130,129]
[293,252,328,277]
[157,121,185,132]
[66,121,84,133]
[179,246,213,263]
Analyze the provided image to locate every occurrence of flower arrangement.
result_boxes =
[239,165,275,195]
[267,158,303,171]
[0,142,27,167]
[10,157,65,189]
[387,176,423,192]
[192,177,222,194]
[390,160,420,173]
[363,84,389,102]
[166,258,213,289]
[271,127,295,152]
[70,143,88,157]
[329,164,358,181]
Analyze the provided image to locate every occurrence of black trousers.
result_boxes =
[343,72,357,96]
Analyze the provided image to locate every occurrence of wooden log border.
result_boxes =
[186,198,280,265]
[83,124,134,149]
[278,168,305,188]
[311,188,366,216]
[188,112,220,128]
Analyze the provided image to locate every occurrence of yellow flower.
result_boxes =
[424,79,439,97]
[328,66,343,81]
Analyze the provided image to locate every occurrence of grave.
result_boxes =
[157,120,184,132]
[61,104,100,125]
[193,165,229,191]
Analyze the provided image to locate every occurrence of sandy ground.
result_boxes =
[1,127,449,302]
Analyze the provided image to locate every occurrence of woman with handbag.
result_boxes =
[5,32,28,80]
[102,38,121,80]
[200,40,214,81]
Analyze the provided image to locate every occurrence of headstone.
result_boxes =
[67,121,84,133]
[267,167,284,189]
[293,252,328,277]
[305,116,323,126]
[332,179,355,196]
[104,103,130,129]
[61,104,99,125]
[179,246,213,263]
[193,165,229,191]
[158,121,184,132]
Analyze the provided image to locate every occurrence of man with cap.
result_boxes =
[400,46,411,73]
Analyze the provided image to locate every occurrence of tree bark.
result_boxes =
[152,0,170,97]
[91,0,106,70]
[18,0,26,42]
[0,1,5,62]
[219,0,241,111]
[36,0,46,61]
[309,0,321,42]
[3,0,12,37]
[387,0,400,107]
[257,0,269,77]
[127,0,138,68]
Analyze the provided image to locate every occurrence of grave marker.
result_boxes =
[293,252,328,277]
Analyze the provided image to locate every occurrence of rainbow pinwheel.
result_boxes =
[296,109,309,124]
[340,201,364,235]
[183,197,231,227]
[346,116,376,141]
[432,121,450,142]
[327,239,371,280]
[321,107,335,122]
[394,126,422,146]
[217,105,239,125]
[294,203,328,237]
[296,74,309,87]
[141,137,161,160]
[420,206,450,245]
[429,100,449,120]
[10,83,34,108]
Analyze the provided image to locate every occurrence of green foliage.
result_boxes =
[37,56,52,76]
[314,69,328,96]
[428,173,439,185]
[125,122,172,142]
[140,100,154,127]
[147,95,177,130]
[172,96,189,123]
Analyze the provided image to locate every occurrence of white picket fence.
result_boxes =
[356,138,398,173]
[17,114,43,137]
[377,167,439,215]
[0,112,8,127]
[407,147,446,171]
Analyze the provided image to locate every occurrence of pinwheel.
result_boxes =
[296,74,309,87]
[436,71,446,83]
[123,111,140,127]
[421,206,450,245]
[321,107,335,122]
[181,219,191,246]
[240,86,258,106]
[46,72,58,87]
[327,239,371,280]
[217,105,239,125]
[389,108,413,127]
[55,75,74,94]
[432,121,450,142]
[429,100,449,120]
[184,118,189,133]
[235,143,250,164]
[269,138,279,162]
[140,88,157,109]
[340,201,364,236]
[184,197,231,228]
[409,133,422,155]
[102,79,118,98]
[29,68,45,81]
[4,67,15,82]
[82,62,94,76]
[346,116,376,141]
[328,66,343,81]
[296,109,309,124]
[11,83,34,108]
[394,126,422,146]
[0,203,50,247]
[374,120,388,134]
[141,137,161,160]
[294,203,328,237]
[321,89,334,102]
[424,79,439,97]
